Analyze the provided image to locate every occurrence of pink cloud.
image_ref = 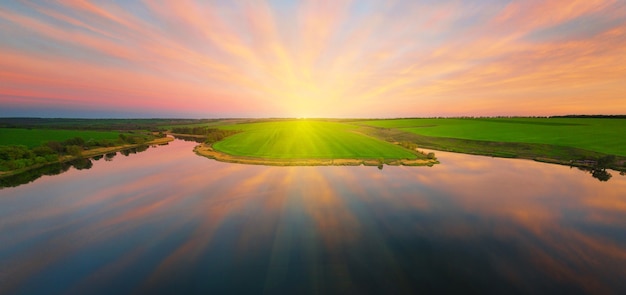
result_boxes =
[0,1,624,117]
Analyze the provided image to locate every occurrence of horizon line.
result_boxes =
[1,115,625,120]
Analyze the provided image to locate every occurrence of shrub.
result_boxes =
[32,146,55,157]
[66,145,83,157]
[45,154,58,162]
[0,146,32,160]
[63,137,85,147]
[47,141,64,153]
[205,129,241,144]
[34,156,48,164]
[399,141,418,151]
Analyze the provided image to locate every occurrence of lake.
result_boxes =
[1,139,625,294]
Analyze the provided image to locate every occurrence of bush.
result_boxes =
[7,158,34,170]
[172,127,210,135]
[0,132,157,172]
[597,155,616,167]
[45,154,58,162]
[399,141,418,151]
[205,129,241,144]
[63,137,85,147]
[47,141,64,153]
[119,134,147,144]
[34,156,48,164]
[66,145,83,157]
[32,146,55,156]
[0,146,32,161]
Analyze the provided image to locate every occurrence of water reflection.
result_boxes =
[171,134,205,143]
[582,166,612,181]
[0,141,625,294]
[105,152,116,161]
[0,145,152,188]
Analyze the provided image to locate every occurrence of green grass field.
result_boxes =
[357,118,626,156]
[0,128,122,148]
[214,120,417,159]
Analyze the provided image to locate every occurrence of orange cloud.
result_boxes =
[0,1,624,117]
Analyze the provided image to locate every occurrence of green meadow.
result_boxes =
[214,120,418,159]
[0,128,122,148]
[357,118,626,156]
[2,117,624,172]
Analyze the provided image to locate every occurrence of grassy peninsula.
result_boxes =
[215,121,417,159]
[189,120,436,166]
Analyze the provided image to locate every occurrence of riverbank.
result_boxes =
[0,137,173,178]
[194,144,438,167]
[357,125,626,172]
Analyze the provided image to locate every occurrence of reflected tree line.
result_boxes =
[171,127,241,144]
[2,140,622,187]
[0,145,152,188]
[573,155,623,182]
[0,134,160,173]
[172,135,206,143]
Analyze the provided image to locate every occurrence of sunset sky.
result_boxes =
[1,0,625,118]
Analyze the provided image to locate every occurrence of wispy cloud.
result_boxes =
[1,0,624,117]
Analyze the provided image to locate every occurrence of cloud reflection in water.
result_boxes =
[0,140,625,294]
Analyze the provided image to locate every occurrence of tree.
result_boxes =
[0,146,32,161]
[66,145,83,157]
[63,137,85,147]
[32,146,55,157]
[597,155,616,168]
[47,141,64,153]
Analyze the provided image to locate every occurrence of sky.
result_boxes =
[1,0,625,118]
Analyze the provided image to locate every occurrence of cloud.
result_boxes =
[0,0,624,117]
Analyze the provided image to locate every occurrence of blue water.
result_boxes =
[1,139,625,294]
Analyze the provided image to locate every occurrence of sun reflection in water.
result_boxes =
[0,141,625,293]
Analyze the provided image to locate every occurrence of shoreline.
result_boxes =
[0,137,173,178]
[194,144,439,167]
[357,126,626,172]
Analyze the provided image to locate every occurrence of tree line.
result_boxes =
[0,118,221,132]
[552,115,626,119]
[0,133,157,172]
[171,127,241,144]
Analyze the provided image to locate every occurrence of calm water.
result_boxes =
[1,140,625,294]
